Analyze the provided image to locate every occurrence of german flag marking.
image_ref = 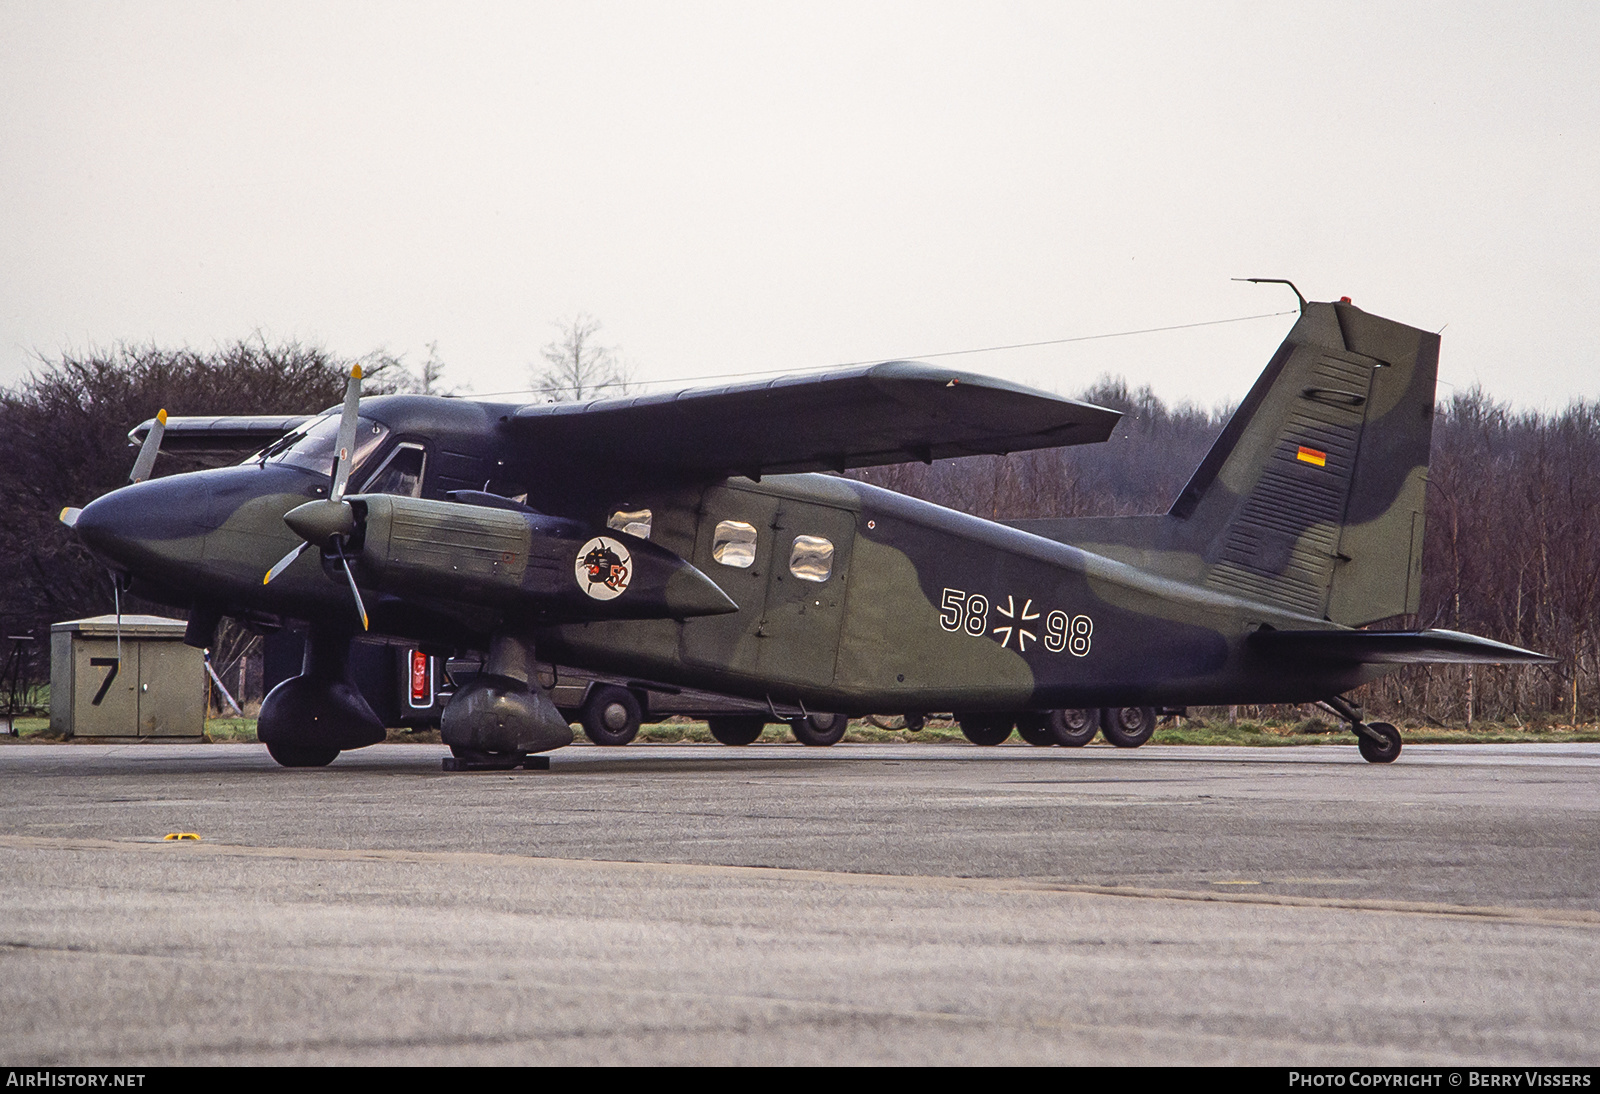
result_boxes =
[1296,445,1327,467]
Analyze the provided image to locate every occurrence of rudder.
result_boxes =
[1169,300,1438,624]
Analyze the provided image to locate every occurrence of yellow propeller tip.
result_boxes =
[351,364,363,380]
[156,409,167,424]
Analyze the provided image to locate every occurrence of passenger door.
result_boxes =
[679,484,780,677]
[757,500,854,690]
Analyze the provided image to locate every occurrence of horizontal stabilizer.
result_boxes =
[1251,628,1555,665]
[510,362,1120,478]
[128,415,313,461]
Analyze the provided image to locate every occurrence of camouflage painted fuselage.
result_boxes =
[76,299,1489,720]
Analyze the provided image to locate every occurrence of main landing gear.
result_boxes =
[440,633,573,770]
[1321,695,1403,764]
[258,627,386,768]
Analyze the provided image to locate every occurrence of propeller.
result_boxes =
[60,407,170,529]
[57,409,170,660]
[262,365,370,630]
[129,408,167,484]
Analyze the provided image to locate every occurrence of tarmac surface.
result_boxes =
[1,740,1597,1065]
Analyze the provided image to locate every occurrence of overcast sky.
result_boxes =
[2,2,1596,413]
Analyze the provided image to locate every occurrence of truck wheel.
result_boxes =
[958,714,1013,746]
[708,715,765,746]
[1049,708,1099,747]
[581,686,642,746]
[1100,706,1158,748]
[1014,713,1055,746]
[265,742,339,768]
[790,713,848,746]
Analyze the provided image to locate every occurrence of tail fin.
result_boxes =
[1167,300,1438,624]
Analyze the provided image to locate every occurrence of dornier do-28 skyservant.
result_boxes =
[62,297,1548,768]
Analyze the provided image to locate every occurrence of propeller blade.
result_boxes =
[129,408,167,484]
[338,551,370,632]
[263,540,311,585]
[59,507,82,528]
[329,364,363,502]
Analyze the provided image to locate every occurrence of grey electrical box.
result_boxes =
[50,615,205,739]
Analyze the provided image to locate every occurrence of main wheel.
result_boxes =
[790,712,848,746]
[265,742,340,768]
[1100,706,1157,748]
[1014,713,1055,746]
[581,686,642,746]
[1049,708,1100,747]
[707,715,766,746]
[1357,721,1403,764]
[958,714,1014,746]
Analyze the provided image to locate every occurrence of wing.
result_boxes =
[1250,628,1554,665]
[509,362,1120,479]
[127,415,315,464]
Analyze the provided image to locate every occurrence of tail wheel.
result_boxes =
[1357,721,1403,763]
[581,686,642,746]
[1049,708,1100,747]
[957,714,1014,746]
[1014,713,1055,746]
[790,713,848,746]
[707,715,766,746]
[1100,706,1157,748]
[265,742,340,768]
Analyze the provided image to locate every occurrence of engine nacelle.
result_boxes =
[349,493,737,622]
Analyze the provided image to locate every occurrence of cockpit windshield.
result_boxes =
[249,414,390,476]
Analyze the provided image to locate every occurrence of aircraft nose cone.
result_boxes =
[73,478,212,574]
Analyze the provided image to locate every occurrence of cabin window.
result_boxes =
[361,443,427,498]
[788,535,834,582]
[607,508,653,540]
[712,520,758,568]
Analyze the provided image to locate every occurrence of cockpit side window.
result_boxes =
[361,442,427,498]
[259,415,389,477]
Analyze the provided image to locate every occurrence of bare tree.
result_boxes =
[368,342,464,397]
[532,314,632,401]
[417,342,450,395]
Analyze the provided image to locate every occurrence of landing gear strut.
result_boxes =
[1321,696,1402,764]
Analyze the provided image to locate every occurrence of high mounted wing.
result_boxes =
[128,415,314,464]
[509,362,1120,479]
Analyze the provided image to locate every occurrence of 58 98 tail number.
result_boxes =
[939,587,1092,656]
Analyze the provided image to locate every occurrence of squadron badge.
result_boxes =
[575,536,632,600]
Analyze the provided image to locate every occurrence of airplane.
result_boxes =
[60,295,1551,769]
